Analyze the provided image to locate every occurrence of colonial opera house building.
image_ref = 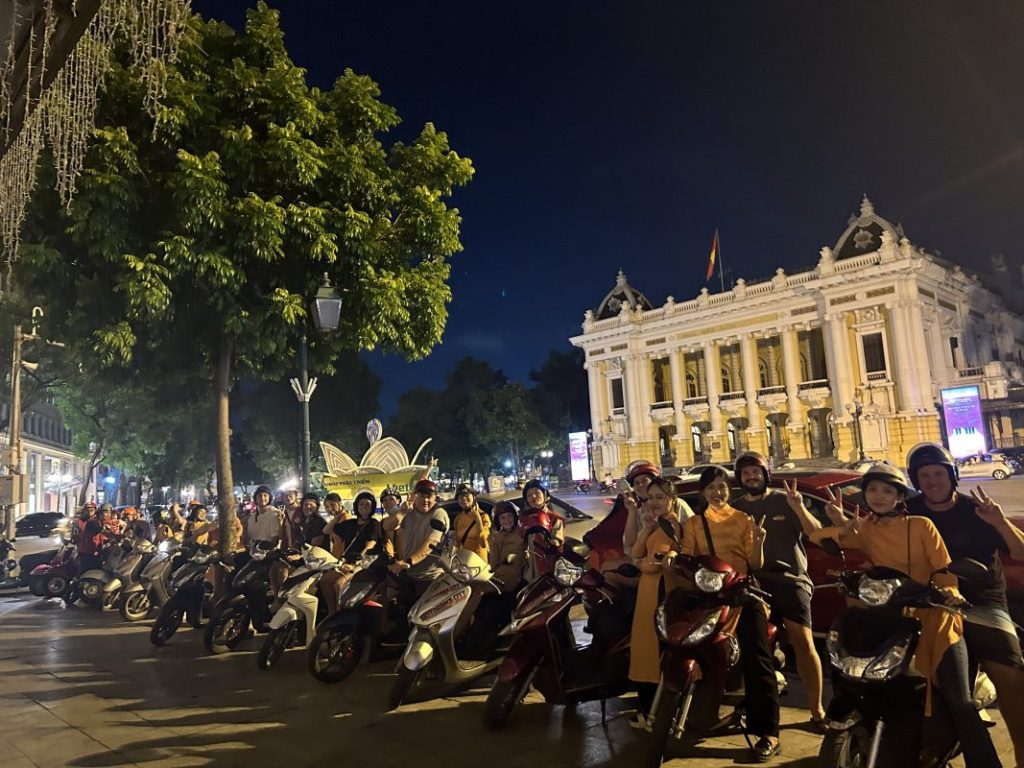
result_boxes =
[570,197,1024,475]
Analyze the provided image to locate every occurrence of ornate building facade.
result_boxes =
[570,197,1024,476]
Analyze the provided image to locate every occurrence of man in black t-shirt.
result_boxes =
[297,493,327,548]
[732,451,826,726]
[907,442,1024,767]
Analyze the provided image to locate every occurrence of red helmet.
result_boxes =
[625,460,659,485]
[734,451,771,485]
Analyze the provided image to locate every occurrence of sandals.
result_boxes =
[751,736,781,762]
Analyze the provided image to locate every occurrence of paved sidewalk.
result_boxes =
[0,595,1011,767]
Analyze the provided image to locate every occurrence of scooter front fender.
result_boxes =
[103,577,123,594]
[269,605,299,630]
[122,583,145,595]
[79,569,112,584]
[402,633,434,671]
[495,633,544,684]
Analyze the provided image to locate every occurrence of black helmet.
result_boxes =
[254,485,273,501]
[352,491,377,516]
[906,442,958,492]
[455,483,476,498]
[380,487,401,503]
[521,478,549,504]
[861,463,911,496]
[734,451,771,486]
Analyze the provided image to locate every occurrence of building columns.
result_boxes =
[824,313,854,412]
[780,326,802,417]
[740,334,764,452]
[702,341,728,460]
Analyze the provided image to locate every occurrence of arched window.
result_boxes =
[686,373,697,398]
[758,358,770,388]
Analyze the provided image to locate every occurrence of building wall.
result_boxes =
[572,233,1024,477]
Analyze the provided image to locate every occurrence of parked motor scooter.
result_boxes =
[78,536,152,610]
[257,544,341,669]
[643,548,787,767]
[388,520,509,710]
[120,538,183,621]
[483,526,639,729]
[307,551,407,683]
[150,545,219,646]
[204,540,282,654]
[816,538,990,768]
[27,535,78,599]
[0,539,23,591]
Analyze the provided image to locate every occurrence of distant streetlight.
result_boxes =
[290,276,343,494]
[503,459,512,469]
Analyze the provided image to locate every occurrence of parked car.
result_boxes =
[440,495,593,525]
[15,512,68,539]
[676,462,736,483]
[957,453,1015,480]
[580,467,1024,634]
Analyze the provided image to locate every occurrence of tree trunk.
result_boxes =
[215,334,237,556]
[78,441,104,507]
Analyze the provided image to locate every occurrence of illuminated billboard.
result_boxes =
[940,385,987,458]
[568,431,590,481]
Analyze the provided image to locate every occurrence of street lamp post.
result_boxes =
[290,276,342,494]
[846,400,866,463]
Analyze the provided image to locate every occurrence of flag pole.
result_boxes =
[718,232,725,292]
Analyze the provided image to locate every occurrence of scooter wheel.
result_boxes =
[483,662,537,729]
[150,606,184,646]
[819,725,873,768]
[28,576,47,597]
[119,592,150,622]
[257,626,290,670]
[205,607,250,655]
[308,628,364,684]
[387,665,425,710]
[80,581,103,607]
[45,574,68,598]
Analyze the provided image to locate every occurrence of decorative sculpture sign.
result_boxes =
[320,435,434,502]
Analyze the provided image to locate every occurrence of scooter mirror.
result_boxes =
[943,557,989,583]
[819,538,843,558]
[616,563,641,578]
[428,518,447,533]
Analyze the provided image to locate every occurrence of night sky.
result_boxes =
[193,1,1024,416]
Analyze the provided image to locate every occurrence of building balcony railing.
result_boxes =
[866,371,889,382]
[798,379,830,391]
[958,366,984,378]
[649,401,673,414]
[719,391,746,402]
[683,396,709,406]
[756,385,786,396]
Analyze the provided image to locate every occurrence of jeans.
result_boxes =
[936,640,1001,768]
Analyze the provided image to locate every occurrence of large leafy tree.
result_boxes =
[14,4,473,547]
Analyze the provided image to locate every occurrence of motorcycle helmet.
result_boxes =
[521,478,549,505]
[860,463,911,497]
[352,491,377,517]
[493,500,519,527]
[906,442,958,492]
[301,492,321,506]
[380,487,401,504]
[455,482,476,498]
[734,451,771,486]
[253,485,273,503]
[625,460,659,486]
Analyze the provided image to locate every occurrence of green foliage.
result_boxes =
[12,3,473,498]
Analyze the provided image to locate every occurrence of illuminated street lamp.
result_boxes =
[291,275,343,493]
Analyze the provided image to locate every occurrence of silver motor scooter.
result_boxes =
[388,521,506,709]
[119,538,182,621]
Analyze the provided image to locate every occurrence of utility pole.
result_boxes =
[2,324,27,539]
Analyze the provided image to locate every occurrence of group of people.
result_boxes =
[618,444,1024,766]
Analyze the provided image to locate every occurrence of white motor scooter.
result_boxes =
[388,521,507,709]
[257,544,340,670]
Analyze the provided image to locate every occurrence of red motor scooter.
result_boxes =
[27,535,79,599]
[643,548,786,767]
[483,526,639,729]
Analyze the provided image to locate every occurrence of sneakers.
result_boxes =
[629,712,652,732]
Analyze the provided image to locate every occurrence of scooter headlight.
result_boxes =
[680,608,722,647]
[554,558,584,587]
[863,640,912,680]
[158,540,172,553]
[694,567,726,593]
[451,559,481,583]
[858,577,902,607]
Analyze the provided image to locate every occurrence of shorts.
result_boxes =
[964,606,1024,670]
[761,577,813,629]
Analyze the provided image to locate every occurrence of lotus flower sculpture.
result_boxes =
[319,436,434,502]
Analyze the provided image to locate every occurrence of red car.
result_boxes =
[582,469,1024,634]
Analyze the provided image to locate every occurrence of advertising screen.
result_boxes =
[568,431,590,481]
[940,385,987,458]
